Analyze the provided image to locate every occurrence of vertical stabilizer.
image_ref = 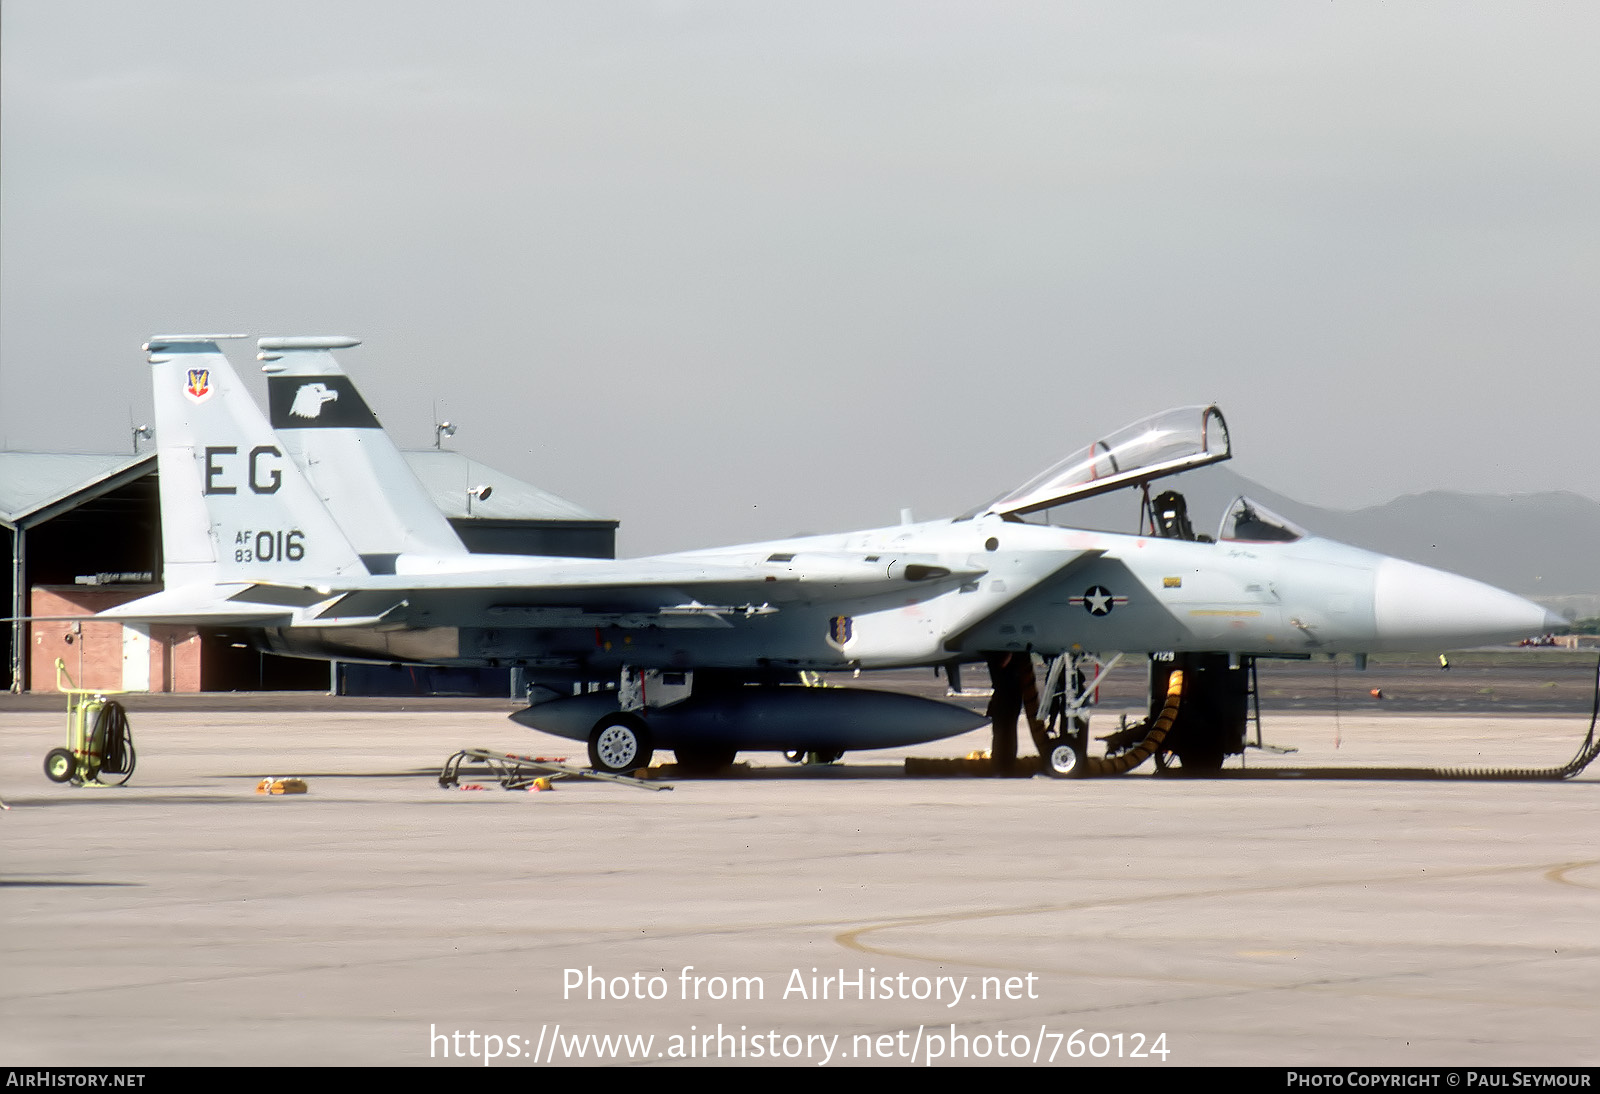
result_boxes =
[258,336,467,569]
[144,336,368,586]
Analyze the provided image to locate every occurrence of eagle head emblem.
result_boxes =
[289,382,340,420]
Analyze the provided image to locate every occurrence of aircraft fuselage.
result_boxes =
[262,512,1551,676]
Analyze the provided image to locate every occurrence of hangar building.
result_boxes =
[2,449,615,694]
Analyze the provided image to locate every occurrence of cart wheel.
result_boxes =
[44,748,76,783]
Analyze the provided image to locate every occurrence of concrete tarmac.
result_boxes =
[2,699,1596,1067]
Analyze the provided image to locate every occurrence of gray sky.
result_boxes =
[3,1,1596,555]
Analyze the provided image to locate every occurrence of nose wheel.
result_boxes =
[1037,651,1097,779]
[1043,738,1085,778]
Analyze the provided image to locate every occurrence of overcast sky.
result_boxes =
[2,2,1596,555]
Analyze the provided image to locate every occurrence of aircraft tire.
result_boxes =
[1179,747,1224,775]
[44,748,76,783]
[588,715,653,774]
[1042,740,1084,779]
[1153,746,1223,777]
[673,746,736,774]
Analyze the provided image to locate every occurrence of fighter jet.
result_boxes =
[101,334,1562,776]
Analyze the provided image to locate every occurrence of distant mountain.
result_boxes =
[1043,464,1600,611]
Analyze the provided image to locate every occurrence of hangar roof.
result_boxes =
[0,449,608,529]
[0,452,156,529]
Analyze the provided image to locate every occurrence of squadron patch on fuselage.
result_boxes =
[826,615,855,650]
[1070,585,1127,617]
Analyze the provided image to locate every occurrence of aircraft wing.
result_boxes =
[128,552,992,629]
[941,547,1106,651]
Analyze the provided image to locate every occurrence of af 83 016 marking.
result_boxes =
[232,529,306,564]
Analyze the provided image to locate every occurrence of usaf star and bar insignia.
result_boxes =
[1070,585,1128,617]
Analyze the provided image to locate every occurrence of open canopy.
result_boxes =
[983,405,1231,517]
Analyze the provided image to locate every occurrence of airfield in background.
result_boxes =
[2,652,1596,1067]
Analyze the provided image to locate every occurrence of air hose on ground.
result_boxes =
[916,656,1599,781]
[1031,666,1183,778]
[1075,668,1183,776]
[1071,657,1600,781]
[1314,654,1600,782]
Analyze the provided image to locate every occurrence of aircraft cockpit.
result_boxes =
[1149,488,1209,542]
[973,405,1317,549]
[1141,493,1306,545]
[1217,497,1306,544]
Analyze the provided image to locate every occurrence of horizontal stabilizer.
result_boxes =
[94,585,295,625]
[227,584,333,608]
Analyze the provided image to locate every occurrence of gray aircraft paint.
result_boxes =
[101,336,1564,757]
[260,336,469,562]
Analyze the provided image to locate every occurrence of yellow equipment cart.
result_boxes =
[43,659,136,787]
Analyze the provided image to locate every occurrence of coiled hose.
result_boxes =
[1077,668,1184,776]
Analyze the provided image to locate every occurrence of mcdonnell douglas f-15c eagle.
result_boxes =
[99,335,1562,777]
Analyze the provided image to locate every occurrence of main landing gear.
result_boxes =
[587,714,654,774]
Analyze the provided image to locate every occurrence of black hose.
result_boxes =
[92,701,136,783]
[1242,655,1600,782]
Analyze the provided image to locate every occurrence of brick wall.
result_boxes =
[28,587,201,693]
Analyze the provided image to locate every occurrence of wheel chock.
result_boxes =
[904,756,1042,777]
[255,777,308,795]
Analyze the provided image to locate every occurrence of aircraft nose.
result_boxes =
[1374,558,1562,646]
